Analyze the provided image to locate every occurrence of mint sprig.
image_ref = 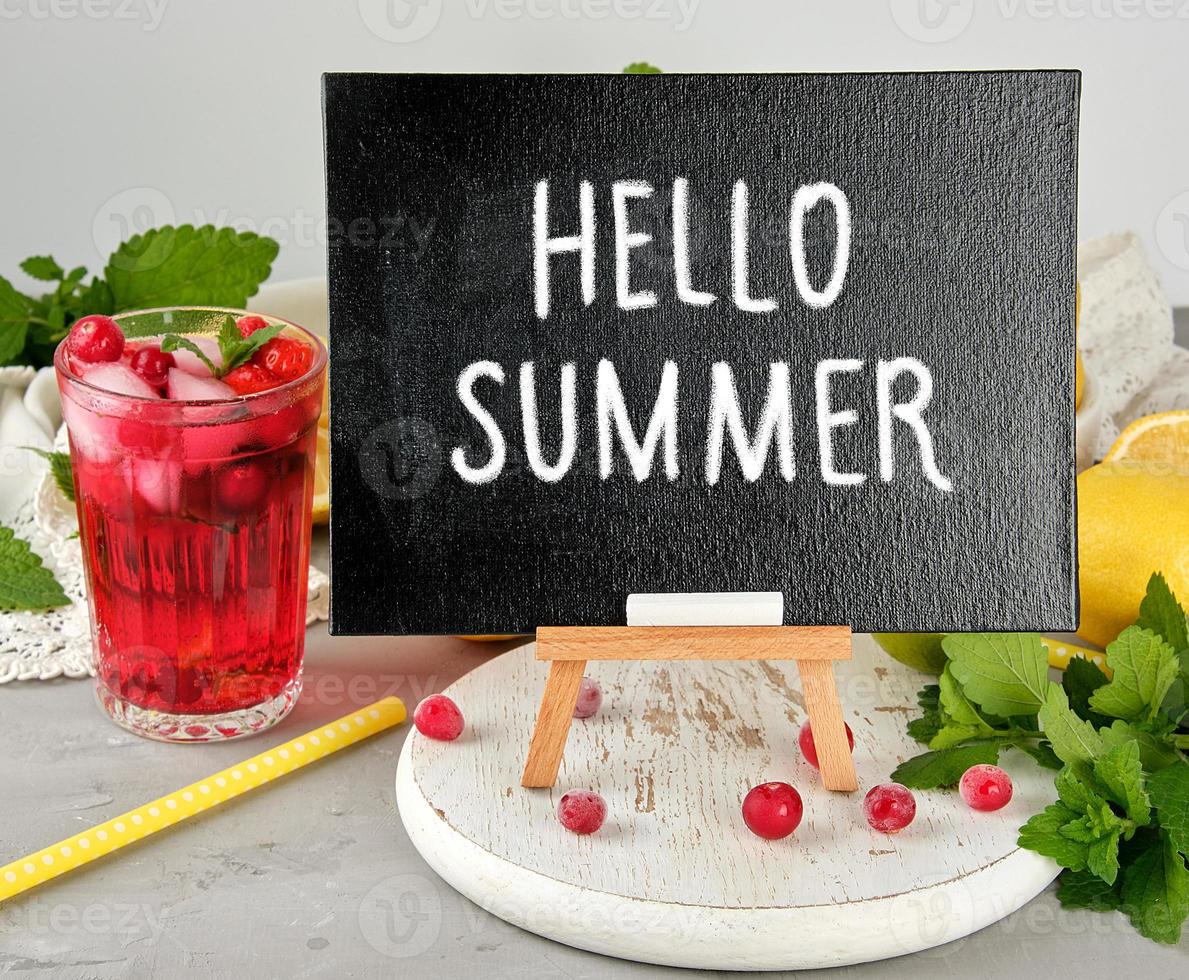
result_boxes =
[894,571,1189,945]
[0,225,278,369]
[160,315,283,380]
[24,447,75,503]
[0,524,69,610]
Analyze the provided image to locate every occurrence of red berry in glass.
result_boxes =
[414,694,465,741]
[742,781,803,839]
[253,336,314,382]
[224,363,280,395]
[798,719,854,769]
[236,314,271,338]
[573,676,602,718]
[128,345,175,388]
[68,314,125,363]
[864,783,916,833]
[959,764,1013,812]
[557,790,606,835]
[55,312,324,733]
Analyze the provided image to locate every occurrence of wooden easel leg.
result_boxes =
[521,659,586,788]
[796,658,858,792]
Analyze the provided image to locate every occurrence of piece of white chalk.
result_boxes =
[625,592,783,627]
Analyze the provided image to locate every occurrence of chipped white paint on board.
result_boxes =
[396,635,1060,970]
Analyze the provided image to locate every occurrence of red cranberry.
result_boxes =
[236,314,271,338]
[799,719,855,769]
[557,790,606,834]
[224,363,280,395]
[413,694,464,741]
[573,676,603,718]
[129,346,176,388]
[864,783,917,833]
[742,782,803,840]
[67,314,125,363]
[251,336,314,382]
[960,765,1013,812]
[215,460,269,512]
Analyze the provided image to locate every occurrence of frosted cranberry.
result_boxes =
[414,694,464,741]
[960,764,1013,812]
[742,782,803,839]
[67,314,125,363]
[573,676,603,718]
[215,460,269,512]
[129,346,175,388]
[236,314,271,338]
[557,790,606,834]
[864,783,917,833]
[252,337,313,382]
[799,719,855,769]
[224,363,280,395]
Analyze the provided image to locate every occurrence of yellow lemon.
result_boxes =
[872,633,948,674]
[1075,351,1084,409]
[1075,461,1189,648]
[1102,410,1189,471]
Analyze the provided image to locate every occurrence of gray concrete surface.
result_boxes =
[1,536,1185,978]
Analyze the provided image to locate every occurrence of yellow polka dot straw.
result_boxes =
[1040,635,1111,676]
[0,696,406,904]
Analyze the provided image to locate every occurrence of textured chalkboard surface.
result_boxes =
[323,72,1079,635]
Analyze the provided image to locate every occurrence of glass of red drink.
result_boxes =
[54,307,327,741]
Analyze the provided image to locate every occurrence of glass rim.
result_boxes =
[54,305,328,407]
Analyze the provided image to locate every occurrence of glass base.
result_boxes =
[96,675,302,743]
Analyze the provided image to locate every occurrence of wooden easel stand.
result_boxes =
[521,625,858,792]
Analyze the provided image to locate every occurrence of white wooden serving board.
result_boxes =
[395,635,1059,971]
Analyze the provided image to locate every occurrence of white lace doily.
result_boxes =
[1078,233,1189,458]
[0,458,329,684]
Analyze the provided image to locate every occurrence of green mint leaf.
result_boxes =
[906,685,944,744]
[1121,831,1188,944]
[104,225,279,311]
[217,318,284,375]
[623,62,662,73]
[1056,868,1123,911]
[0,524,69,610]
[21,255,64,281]
[942,632,1049,716]
[1019,802,1092,870]
[1148,763,1189,858]
[1137,572,1189,657]
[928,667,998,748]
[1093,740,1151,825]
[1099,719,1182,772]
[1039,686,1106,767]
[160,334,215,375]
[1015,740,1063,770]
[1063,656,1111,724]
[0,275,31,365]
[1089,626,1179,722]
[889,741,1000,789]
[24,447,75,503]
[75,277,115,318]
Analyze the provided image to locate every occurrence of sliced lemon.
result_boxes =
[1102,410,1189,470]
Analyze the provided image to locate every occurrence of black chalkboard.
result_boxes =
[323,71,1080,635]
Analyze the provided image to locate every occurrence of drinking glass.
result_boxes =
[55,307,327,741]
